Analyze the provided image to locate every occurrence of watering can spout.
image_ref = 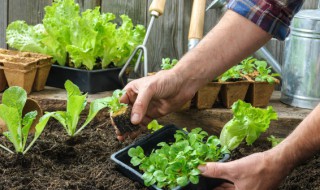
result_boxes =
[254,47,282,74]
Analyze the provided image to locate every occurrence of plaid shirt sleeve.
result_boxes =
[227,0,305,40]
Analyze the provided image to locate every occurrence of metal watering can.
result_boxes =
[208,1,320,109]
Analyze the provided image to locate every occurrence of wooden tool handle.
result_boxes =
[149,0,166,16]
[188,0,206,40]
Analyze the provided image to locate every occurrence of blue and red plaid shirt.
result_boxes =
[227,0,305,40]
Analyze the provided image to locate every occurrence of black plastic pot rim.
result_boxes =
[52,64,123,72]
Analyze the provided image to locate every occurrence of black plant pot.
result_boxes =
[111,125,230,190]
[46,64,127,93]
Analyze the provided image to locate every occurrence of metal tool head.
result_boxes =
[206,0,227,11]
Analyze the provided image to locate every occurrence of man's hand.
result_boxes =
[198,150,291,190]
[116,69,196,141]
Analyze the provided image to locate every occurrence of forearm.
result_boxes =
[171,10,271,94]
[271,104,320,172]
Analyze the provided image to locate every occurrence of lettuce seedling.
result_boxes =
[108,90,140,134]
[254,60,280,84]
[160,58,178,70]
[267,135,284,147]
[147,120,163,133]
[218,65,243,82]
[0,86,53,154]
[240,56,256,75]
[219,100,278,151]
[128,128,229,189]
[52,80,113,136]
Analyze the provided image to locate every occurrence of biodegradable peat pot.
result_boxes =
[179,100,192,110]
[0,49,53,91]
[32,57,52,91]
[195,82,221,109]
[0,64,7,92]
[1,56,38,94]
[46,64,127,94]
[219,81,250,108]
[111,125,230,190]
[245,82,276,107]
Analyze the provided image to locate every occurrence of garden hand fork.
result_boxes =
[119,0,166,84]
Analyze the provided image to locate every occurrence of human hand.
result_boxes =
[198,150,292,190]
[116,69,196,141]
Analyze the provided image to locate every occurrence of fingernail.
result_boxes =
[198,165,207,173]
[131,113,140,124]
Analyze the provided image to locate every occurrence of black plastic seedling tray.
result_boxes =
[46,64,127,93]
[111,125,230,190]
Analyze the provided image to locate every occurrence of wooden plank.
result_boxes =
[0,0,8,48]
[101,0,147,25]
[146,0,192,72]
[302,0,318,9]
[76,0,101,12]
[8,0,52,25]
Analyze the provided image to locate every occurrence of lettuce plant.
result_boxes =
[219,100,278,151]
[52,80,116,136]
[6,0,146,69]
[0,87,53,154]
[128,128,229,189]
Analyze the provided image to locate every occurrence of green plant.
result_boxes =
[0,86,53,154]
[147,120,164,133]
[240,56,256,75]
[267,135,284,147]
[128,128,229,189]
[219,100,278,151]
[52,80,119,136]
[161,58,178,70]
[254,60,280,84]
[6,0,146,70]
[218,65,243,82]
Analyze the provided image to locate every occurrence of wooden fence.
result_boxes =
[0,0,318,72]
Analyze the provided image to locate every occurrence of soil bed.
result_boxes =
[0,117,148,190]
[0,117,318,190]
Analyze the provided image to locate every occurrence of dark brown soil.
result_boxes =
[0,117,148,190]
[231,141,320,190]
[0,118,319,190]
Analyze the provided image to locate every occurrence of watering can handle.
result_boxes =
[149,0,166,16]
[188,0,206,40]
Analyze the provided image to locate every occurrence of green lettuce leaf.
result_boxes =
[220,100,278,151]
[6,21,47,54]
[0,104,22,152]
[2,86,27,116]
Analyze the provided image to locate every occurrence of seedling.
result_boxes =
[254,60,280,84]
[160,58,178,70]
[0,86,53,154]
[147,120,163,133]
[108,90,140,134]
[267,135,284,147]
[52,80,112,136]
[128,128,229,189]
[240,56,255,75]
[218,65,243,82]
